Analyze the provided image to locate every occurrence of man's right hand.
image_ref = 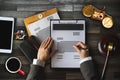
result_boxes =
[73,42,89,58]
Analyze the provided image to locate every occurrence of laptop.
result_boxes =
[50,20,85,68]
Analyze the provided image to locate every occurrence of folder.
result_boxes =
[24,8,60,41]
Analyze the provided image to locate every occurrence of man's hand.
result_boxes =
[73,42,89,58]
[37,37,57,61]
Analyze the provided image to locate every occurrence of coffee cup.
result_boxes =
[5,57,25,76]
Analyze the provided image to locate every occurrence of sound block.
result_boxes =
[98,35,120,57]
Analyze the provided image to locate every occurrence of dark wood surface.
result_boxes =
[0,0,120,80]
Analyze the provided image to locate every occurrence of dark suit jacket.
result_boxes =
[80,60,100,80]
[26,65,45,80]
[26,60,99,80]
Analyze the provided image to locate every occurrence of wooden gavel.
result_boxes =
[101,43,113,80]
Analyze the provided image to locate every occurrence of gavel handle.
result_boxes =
[101,50,110,80]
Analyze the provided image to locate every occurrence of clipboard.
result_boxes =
[50,19,86,68]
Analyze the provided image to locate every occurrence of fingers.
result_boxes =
[40,37,53,49]
[73,42,89,58]
[44,37,51,48]
[40,37,49,48]
[73,45,81,52]
[75,42,87,48]
[47,38,54,49]
[49,50,58,58]
[73,41,88,52]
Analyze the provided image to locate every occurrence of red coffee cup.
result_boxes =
[5,57,25,76]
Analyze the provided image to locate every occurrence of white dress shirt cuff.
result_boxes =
[80,56,92,65]
[33,59,45,67]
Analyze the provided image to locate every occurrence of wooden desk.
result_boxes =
[0,0,120,80]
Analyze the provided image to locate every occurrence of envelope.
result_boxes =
[24,8,60,37]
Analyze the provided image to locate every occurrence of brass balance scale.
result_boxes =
[82,4,114,28]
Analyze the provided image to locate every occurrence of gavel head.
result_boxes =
[107,43,114,51]
[98,35,120,57]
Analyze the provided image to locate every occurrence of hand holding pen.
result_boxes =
[73,42,89,58]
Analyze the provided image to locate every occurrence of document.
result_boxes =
[24,8,60,41]
[50,20,86,68]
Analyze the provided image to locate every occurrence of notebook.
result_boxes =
[19,36,40,63]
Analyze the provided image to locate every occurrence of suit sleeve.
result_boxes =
[80,60,100,80]
[26,64,45,80]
